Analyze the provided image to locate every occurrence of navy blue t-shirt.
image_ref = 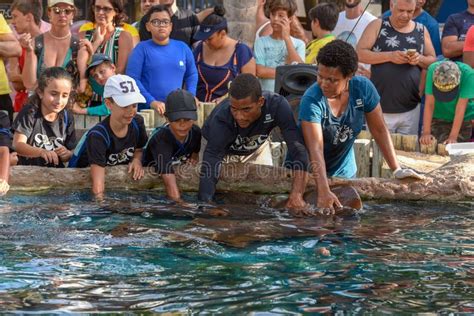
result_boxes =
[442,10,474,60]
[75,115,148,168]
[298,76,380,178]
[198,91,309,202]
[143,124,201,174]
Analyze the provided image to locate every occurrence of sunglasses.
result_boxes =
[149,19,171,27]
[51,6,75,15]
[93,5,115,14]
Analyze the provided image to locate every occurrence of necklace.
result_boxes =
[48,31,71,40]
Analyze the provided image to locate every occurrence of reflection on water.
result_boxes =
[0,191,473,313]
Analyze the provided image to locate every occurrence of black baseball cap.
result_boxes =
[165,89,197,122]
[86,53,113,77]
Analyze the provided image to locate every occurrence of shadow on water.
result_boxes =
[0,190,472,313]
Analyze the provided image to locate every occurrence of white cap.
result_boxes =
[103,75,146,107]
[48,0,75,7]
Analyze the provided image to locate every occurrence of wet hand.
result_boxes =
[285,194,310,216]
[128,158,144,180]
[40,149,59,165]
[391,51,409,64]
[317,190,343,213]
[150,101,166,116]
[393,168,424,180]
[0,179,9,196]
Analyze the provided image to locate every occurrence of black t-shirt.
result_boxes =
[0,111,12,149]
[198,91,309,202]
[143,124,201,174]
[76,115,148,168]
[139,9,199,46]
[12,104,76,167]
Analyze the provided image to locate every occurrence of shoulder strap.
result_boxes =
[70,35,80,59]
[143,125,164,151]
[0,128,11,136]
[34,34,44,58]
[68,121,111,168]
[195,41,204,63]
[63,110,68,136]
[131,117,140,143]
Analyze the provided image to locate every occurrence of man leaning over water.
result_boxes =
[198,73,309,212]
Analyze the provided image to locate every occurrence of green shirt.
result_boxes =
[425,61,474,121]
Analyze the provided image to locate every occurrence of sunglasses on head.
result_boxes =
[51,6,75,15]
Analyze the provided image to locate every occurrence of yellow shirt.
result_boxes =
[305,34,336,64]
[0,15,12,95]
[79,22,139,38]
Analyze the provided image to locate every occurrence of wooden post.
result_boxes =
[371,139,383,177]
[141,109,155,128]
[85,115,101,129]
[357,130,372,140]
[401,135,418,152]
[137,112,150,128]
[390,133,403,150]
[196,101,206,128]
[420,138,438,155]
[437,143,448,156]
[354,139,371,178]
[74,114,85,129]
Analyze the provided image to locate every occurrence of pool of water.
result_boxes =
[0,191,473,313]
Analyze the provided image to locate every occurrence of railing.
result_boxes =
[176,0,219,11]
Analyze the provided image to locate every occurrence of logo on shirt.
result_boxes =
[33,133,64,151]
[179,61,185,67]
[107,147,135,166]
[230,134,269,152]
[355,99,364,109]
[264,114,274,123]
[332,125,354,145]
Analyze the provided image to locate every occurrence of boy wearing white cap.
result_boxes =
[69,75,148,198]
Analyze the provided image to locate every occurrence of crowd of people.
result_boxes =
[0,0,472,213]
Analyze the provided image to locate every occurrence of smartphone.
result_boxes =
[406,49,417,57]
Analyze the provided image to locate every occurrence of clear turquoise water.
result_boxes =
[0,191,473,313]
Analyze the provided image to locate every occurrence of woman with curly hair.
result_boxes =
[76,0,138,93]
[299,40,422,211]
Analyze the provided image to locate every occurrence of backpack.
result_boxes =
[68,118,140,168]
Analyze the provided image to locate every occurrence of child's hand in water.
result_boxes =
[128,158,144,180]
[0,179,10,196]
[55,146,72,162]
[40,149,60,165]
